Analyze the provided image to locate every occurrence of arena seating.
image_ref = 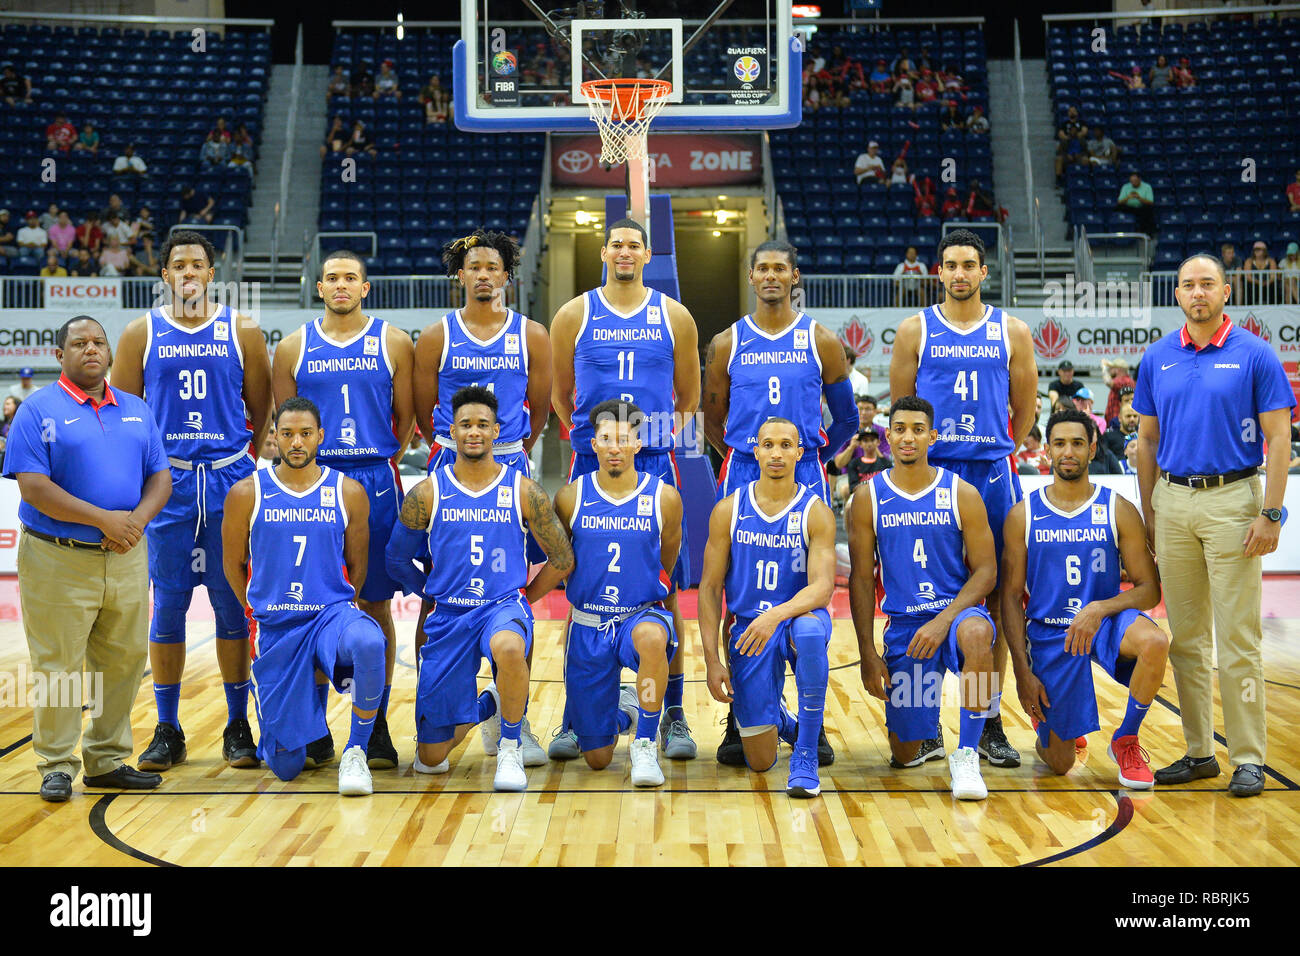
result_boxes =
[1048,17,1300,270]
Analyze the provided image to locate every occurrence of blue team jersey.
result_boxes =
[566,471,671,615]
[431,309,531,444]
[571,288,677,453]
[1023,484,1121,630]
[724,481,819,619]
[424,463,529,611]
[293,316,399,464]
[868,467,969,620]
[725,313,826,454]
[916,304,1014,461]
[142,304,250,461]
[247,466,356,627]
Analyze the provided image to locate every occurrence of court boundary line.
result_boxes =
[1020,791,1134,867]
[87,794,179,867]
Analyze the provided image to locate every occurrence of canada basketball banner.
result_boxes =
[551,133,763,187]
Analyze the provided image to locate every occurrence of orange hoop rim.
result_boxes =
[580,78,673,117]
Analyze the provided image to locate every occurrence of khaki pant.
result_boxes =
[1152,476,1266,766]
[17,530,150,780]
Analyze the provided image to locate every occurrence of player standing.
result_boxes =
[112,229,273,771]
[222,397,388,796]
[889,229,1038,767]
[846,396,998,800]
[552,399,683,787]
[272,250,415,770]
[702,238,855,767]
[697,418,837,797]
[411,229,553,765]
[1000,408,1168,788]
[386,386,573,791]
[550,218,700,760]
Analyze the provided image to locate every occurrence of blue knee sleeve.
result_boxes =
[790,616,829,751]
[210,587,250,642]
[337,619,386,712]
[149,588,193,645]
[266,746,306,781]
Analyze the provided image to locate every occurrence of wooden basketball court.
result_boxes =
[1,582,1297,868]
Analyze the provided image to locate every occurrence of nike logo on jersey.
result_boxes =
[449,341,467,348]
[738,338,755,348]
[155,329,172,338]
[264,492,279,499]
[989,472,1002,484]
[590,314,609,322]
[64,418,80,425]
[307,345,327,352]
[928,331,947,338]
[878,496,895,505]
[583,500,599,507]
[1161,362,1179,371]
[376,488,390,496]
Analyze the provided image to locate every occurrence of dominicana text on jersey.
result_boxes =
[869,469,968,618]
[725,483,819,618]
[566,473,672,616]
[916,305,1014,460]
[1024,485,1120,632]
[725,313,826,455]
[433,309,531,444]
[423,465,529,609]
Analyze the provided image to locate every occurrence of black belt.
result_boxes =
[22,525,103,551]
[1162,467,1257,489]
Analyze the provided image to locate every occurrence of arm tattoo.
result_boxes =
[704,336,716,369]
[399,484,431,530]
[525,480,575,573]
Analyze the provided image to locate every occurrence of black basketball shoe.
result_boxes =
[366,713,399,770]
[978,714,1022,768]
[890,727,946,769]
[222,718,259,768]
[138,722,186,771]
[303,731,335,769]
[716,706,746,766]
[817,724,836,766]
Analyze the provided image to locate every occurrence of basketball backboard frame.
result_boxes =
[454,0,801,132]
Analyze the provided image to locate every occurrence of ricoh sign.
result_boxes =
[43,278,122,309]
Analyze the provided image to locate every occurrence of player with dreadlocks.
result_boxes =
[410,228,554,766]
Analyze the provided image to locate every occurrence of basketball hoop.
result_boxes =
[580,78,672,166]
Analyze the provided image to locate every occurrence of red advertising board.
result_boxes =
[551,133,763,187]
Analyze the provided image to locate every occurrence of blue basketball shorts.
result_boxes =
[727,607,832,733]
[929,455,1023,565]
[330,458,403,602]
[150,453,254,594]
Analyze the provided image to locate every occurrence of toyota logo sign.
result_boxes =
[558,149,594,174]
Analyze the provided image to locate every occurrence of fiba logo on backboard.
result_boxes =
[734,56,761,83]
[492,51,516,75]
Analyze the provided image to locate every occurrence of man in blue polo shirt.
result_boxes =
[4,316,173,802]
[1134,253,1295,797]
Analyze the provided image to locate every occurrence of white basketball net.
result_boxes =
[583,80,671,166]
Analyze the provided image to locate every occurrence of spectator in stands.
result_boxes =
[1102,399,1140,463]
[940,101,964,131]
[101,210,131,249]
[894,246,928,307]
[326,64,349,101]
[74,211,103,257]
[321,115,347,158]
[1220,242,1245,288]
[1121,433,1139,475]
[1087,126,1119,166]
[0,397,22,452]
[940,64,968,100]
[844,343,871,398]
[1108,64,1145,91]
[888,156,912,189]
[853,141,886,185]
[965,180,996,220]
[1048,359,1084,407]
[1171,57,1196,88]
[103,194,126,223]
[1286,169,1300,214]
[73,121,100,155]
[2,63,32,105]
[1072,386,1108,437]
[1241,241,1279,305]
[914,68,940,106]
[8,368,38,402]
[98,235,130,276]
[1101,359,1134,423]
[1016,425,1050,475]
[374,59,401,100]
[38,203,59,231]
[113,143,148,178]
[421,75,449,124]
[40,250,67,278]
[1090,434,1124,475]
[47,210,75,255]
[210,116,232,143]
[1149,54,1172,91]
[131,236,158,277]
[45,113,76,152]
[16,211,47,256]
[831,46,865,91]
[351,61,374,99]
[940,186,963,220]
[1282,242,1300,305]
[893,76,916,111]
[68,247,98,277]
[1054,106,1087,180]
[131,206,155,248]
[228,123,255,175]
[345,120,378,158]
[177,186,215,225]
[1116,171,1156,237]
[829,398,891,506]
[914,174,937,217]
[966,105,989,135]
[0,209,18,258]
[868,58,891,94]
[892,48,917,81]
[844,429,891,490]
[199,129,230,168]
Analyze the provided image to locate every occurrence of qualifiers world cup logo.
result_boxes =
[734,56,761,83]
[1032,316,1070,361]
[492,51,517,75]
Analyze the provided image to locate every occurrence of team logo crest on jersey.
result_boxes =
[1066,597,1083,617]
[286,582,304,603]
[647,305,662,325]
[986,321,1001,339]
[185,411,204,431]
[936,487,952,509]
[1092,503,1107,524]
[793,329,809,350]
[786,510,803,535]
[504,333,520,354]
[638,494,654,516]
[214,321,229,341]
[339,421,357,447]
[321,486,336,508]
[602,584,620,606]
[497,484,513,508]
[915,581,937,602]
[364,335,380,356]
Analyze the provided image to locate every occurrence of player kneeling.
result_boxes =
[222,398,387,796]
[846,396,1000,801]
[1001,409,1168,789]
[386,386,573,792]
[698,418,836,797]
[551,400,683,786]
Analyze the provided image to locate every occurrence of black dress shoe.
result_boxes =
[716,706,745,767]
[83,765,163,789]
[222,718,260,768]
[1229,764,1265,797]
[817,725,836,766]
[366,713,398,770]
[40,772,73,802]
[1154,754,1221,785]
[138,722,186,771]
